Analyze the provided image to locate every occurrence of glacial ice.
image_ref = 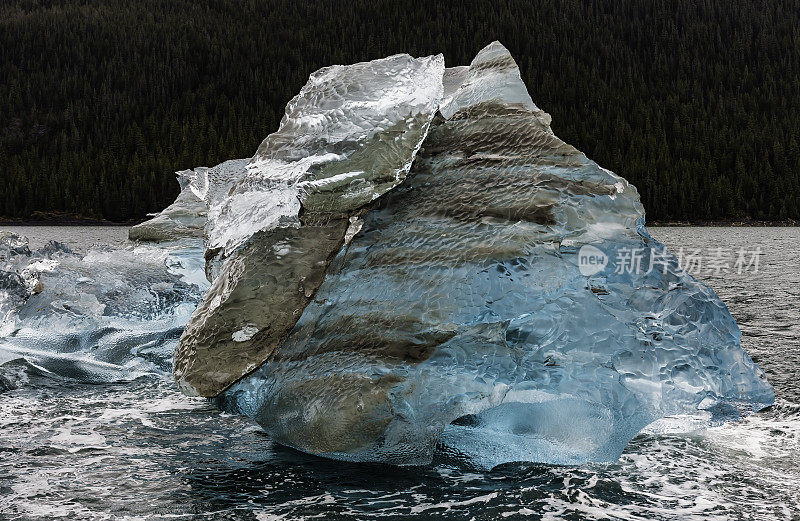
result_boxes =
[158,42,776,469]
[129,159,248,242]
[0,41,775,469]
[174,52,446,396]
[0,232,206,383]
[0,38,772,469]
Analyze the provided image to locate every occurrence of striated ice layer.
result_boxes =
[0,232,206,383]
[174,52,446,396]
[213,42,774,468]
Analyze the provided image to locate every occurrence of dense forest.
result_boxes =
[1,0,799,222]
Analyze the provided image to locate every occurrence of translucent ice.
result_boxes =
[174,52,445,396]
[129,159,248,242]
[0,232,206,382]
[171,43,773,468]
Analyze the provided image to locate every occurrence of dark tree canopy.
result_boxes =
[1,0,798,222]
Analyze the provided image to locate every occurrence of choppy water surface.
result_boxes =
[0,225,129,253]
[0,226,798,520]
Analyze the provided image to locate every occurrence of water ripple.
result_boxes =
[0,226,798,520]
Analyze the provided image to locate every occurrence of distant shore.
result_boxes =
[1,214,797,228]
[0,212,141,226]
[0,219,140,226]
[646,219,799,227]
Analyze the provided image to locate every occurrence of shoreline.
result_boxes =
[646,219,799,227]
[2,220,797,228]
[1,212,798,229]
[0,216,142,227]
[0,210,143,226]
[0,220,140,226]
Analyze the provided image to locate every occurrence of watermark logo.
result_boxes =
[578,245,608,276]
[576,245,762,276]
[671,246,762,275]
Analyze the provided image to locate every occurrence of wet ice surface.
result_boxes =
[0,226,797,520]
[0,228,206,383]
[206,43,771,467]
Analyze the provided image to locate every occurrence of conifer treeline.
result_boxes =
[1,0,798,222]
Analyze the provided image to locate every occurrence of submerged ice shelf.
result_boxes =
[84,42,779,468]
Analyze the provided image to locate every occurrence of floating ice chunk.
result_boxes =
[129,159,248,242]
[129,187,206,242]
[0,232,207,383]
[128,42,774,467]
[211,42,773,468]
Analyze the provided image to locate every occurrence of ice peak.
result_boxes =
[439,41,546,125]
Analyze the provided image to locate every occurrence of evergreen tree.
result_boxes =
[0,0,798,222]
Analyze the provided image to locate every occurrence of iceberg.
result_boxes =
[165,42,774,468]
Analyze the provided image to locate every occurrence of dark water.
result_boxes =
[0,226,798,520]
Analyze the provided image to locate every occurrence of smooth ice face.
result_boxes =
[214,43,774,468]
[0,232,206,382]
[174,53,445,397]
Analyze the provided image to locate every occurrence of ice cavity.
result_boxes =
[0,232,206,383]
[196,42,774,469]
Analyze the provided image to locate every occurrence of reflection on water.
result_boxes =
[0,226,798,520]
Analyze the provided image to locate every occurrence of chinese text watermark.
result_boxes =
[578,245,762,276]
